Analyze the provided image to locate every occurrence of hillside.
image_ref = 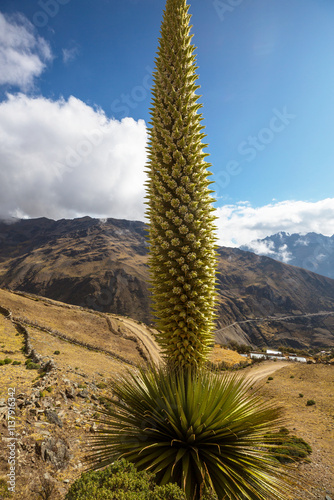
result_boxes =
[0,290,332,499]
[1,217,334,348]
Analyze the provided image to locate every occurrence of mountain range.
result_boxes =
[241,232,334,279]
[0,217,334,349]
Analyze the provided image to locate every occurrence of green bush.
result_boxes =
[268,376,273,381]
[299,393,304,398]
[12,361,21,366]
[266,428,312,464]
[25,359,33,365]
[96,382,107,389]
[54,350,60,355]
[4,358,13,364]
[65,459,186,500]
[0,360,5,366]
[26,362,40,370]
[46,386,53,393]
[306,400,316,406]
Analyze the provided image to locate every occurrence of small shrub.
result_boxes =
[26,362,40,370]
[268,376,273,381]
[65,459,186,500]
[4,358,13,365]
[96,382,107,389]
[46,386,53,393]
[25,359,33,365]
[12,361,22,366]
[299,393,304,398]
[32,476,58,500]
[0,360,5,366]
[266,428,312,463]
[53,350,60,355]
[290,375,294,379]
[306,399,316,406]
[0,477,12,498]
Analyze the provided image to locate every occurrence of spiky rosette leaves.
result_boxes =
[146,0,218,370]
[87,368,294,500]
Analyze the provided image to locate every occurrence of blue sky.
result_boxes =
[0,0,334,246]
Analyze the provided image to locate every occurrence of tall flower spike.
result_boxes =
[146,0,218,371]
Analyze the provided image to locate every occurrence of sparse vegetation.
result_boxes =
[54,350,60,355]
[225,341,252,354]
[306,399,316,406]
[0,477,12,498]
[33,476,59,500]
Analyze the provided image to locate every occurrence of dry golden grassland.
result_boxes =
[210,344,251,367]
[253,362,334,499]
[0,315,38,400]
[0,288,160,366]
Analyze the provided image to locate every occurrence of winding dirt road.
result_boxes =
[243,360,290,383]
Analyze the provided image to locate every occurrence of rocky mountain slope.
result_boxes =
[241,232,334,279]
[1,217,334,348]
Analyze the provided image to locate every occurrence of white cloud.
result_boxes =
[62,46,79,65]
[216,199,334,247]
[0,94,148,221]
[0,11,52,90]
[241,240,292,263]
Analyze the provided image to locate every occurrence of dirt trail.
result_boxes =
[119,317,161,366]
[243,360,289,383]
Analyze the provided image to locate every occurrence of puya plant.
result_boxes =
[86,1,295,498]
[145,0,218,371]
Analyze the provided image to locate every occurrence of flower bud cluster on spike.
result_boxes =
[145,0,218,371]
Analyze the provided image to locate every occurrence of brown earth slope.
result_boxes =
[1,217,334,348]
